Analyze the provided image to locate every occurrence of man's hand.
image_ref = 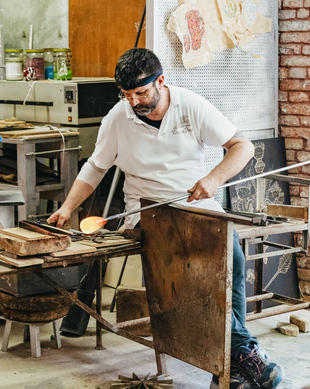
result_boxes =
[46,179,95,228]
[46,206,72,228]
[187,174,221,202]
[187,134,254,203]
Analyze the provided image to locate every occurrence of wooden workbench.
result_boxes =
[0,128,80,228]
[1,203,309,389]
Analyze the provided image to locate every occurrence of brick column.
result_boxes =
[278,0,310,300]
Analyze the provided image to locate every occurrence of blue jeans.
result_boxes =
[231,229,258,358]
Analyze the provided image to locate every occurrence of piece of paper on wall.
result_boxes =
[167,0,272,69]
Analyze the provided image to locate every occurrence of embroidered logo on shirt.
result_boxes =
[171,115,192,135]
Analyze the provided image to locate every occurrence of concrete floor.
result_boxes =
[0,288,310,389]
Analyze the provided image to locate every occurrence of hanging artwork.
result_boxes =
[228,137,300,311]
[167,0,272,69]
[167,0,233,69]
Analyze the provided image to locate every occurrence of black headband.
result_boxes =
[123,70,163,90]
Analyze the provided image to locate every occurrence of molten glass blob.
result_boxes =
[80,216,107,234]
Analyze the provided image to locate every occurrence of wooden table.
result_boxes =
[0,241,143,346]
[0,128,80,228]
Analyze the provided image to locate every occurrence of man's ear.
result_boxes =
[157,74,165,90]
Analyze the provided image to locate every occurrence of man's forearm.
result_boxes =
[61,179,95,213]
[209,137,254,186]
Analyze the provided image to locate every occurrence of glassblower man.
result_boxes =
[47,48,283,389]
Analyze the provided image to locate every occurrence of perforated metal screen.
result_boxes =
[146,0,278,205]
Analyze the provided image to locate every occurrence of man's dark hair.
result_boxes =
[114,48,163,90]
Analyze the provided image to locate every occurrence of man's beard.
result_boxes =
[132,86,161,116]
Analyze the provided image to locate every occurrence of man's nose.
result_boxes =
[129,96,140,106]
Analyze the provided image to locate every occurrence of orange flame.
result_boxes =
[80,216,107,234]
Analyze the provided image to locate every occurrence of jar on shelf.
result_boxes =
[53,48,72,80]
[44,48,54,79]
[5,49,24,81]
[25,49,45,81]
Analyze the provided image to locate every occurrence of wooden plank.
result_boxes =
[0,129,61,137]
[141,200,232,381]
[79,238,135,248]
[50,241,97,257]
[1,227,53,241]
[267,204,308,220]
[0,252,44,267]
[69,0,146,78]
[0,231,71,256]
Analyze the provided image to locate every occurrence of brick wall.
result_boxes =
[278,0,310,300]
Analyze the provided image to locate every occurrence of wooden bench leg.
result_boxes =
[53,320,62,349]
[29,324,41,358]
[1,320,12,352]
[155,350,168,376]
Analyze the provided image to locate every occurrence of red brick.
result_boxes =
[302,45,310,55]
[291,197,310,207]
[279,91,288,102]
[297,150,310,162]
[289,67,307,78]
[302,165,310,175]
[300,185,309,197]
[297,9,310,18]
[296,255,310,269]
[300,116,310,126]
[280,114,299,125]
[283,0,304,7]
[279,67,288,79]
[281,56,310,66]
[289,92,310,102]
[286,149,296,160]
[279,44,302,54]
[279,103,310,115]
[289,184,300,196]
[279,9,296,19]
[280,79,310,91]
[279,20,310,31]
[280,32,310,43]
[284,136,305,148]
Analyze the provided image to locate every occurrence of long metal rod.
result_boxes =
[25,146,82,156]
[104,159,310,222]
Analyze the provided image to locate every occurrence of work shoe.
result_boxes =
[235,344,283,388]
[210,364,260,389]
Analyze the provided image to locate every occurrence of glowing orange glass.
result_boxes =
[80,216,107,234]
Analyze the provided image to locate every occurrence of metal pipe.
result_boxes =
[104,159,310,223]
[25,145,82,156]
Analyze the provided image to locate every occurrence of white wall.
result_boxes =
[1,0,68,50]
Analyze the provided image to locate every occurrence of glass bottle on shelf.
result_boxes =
[25,49,45,81]
[5,49,24,81]
[44,48,54,79]
[53,48,72,80]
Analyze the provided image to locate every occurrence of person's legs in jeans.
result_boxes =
[231,230,258,356]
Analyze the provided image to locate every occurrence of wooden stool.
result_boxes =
[1,318,62,357]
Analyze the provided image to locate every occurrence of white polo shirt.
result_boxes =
[78,85,237,228]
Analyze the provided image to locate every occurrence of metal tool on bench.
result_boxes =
[80,160,310,234]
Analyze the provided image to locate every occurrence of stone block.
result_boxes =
[276,321,299,337]
[116,286,151,336]
[290,312,310,332]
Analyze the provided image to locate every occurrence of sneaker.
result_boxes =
[236,345,283,389]
[210,364,260,389]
